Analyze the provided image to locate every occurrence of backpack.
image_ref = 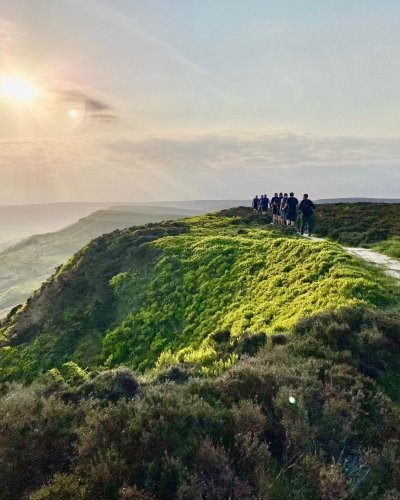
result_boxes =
[301,199,314,216]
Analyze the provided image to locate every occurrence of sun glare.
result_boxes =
[1,76,36,103]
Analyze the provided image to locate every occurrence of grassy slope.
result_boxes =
[0,207,197,315]
[0,208,397,382]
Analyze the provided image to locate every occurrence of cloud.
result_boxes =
[103,132,400,171]
[55,88,112,111]
[0,132,399,203]
[41,80,116,122]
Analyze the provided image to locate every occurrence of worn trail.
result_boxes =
[305,236,400,279]
[344,247,400,279]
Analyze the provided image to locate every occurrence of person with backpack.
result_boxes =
[252,195,259,211]
[299,194,316,236]
[286,192,299,226]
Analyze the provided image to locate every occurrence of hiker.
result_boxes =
[277,192,283,224]
[299,194,316,236]
[286,192,299,226]
[260,194,270,214]
[258,195,264,212]
[270,193,280,223]
[280,193,289,226]
[252,195,259,211]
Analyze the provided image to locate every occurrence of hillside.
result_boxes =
[313,203,400,258]
[1,207,397,381]
[0,202,130,249]
[0,206,198,317]
[0,208,400,499]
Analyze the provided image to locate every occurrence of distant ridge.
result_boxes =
[0,206,198,317]
[316,197,400,204]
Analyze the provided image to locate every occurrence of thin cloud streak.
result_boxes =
[68,0,210,76]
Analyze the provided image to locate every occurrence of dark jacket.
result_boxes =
[299,199,316,216]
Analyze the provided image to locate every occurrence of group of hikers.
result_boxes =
[252,192,316,236]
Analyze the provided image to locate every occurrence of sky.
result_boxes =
[0,0,400,203]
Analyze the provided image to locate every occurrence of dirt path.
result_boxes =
[344,247,400,279]
[305,236,400,279]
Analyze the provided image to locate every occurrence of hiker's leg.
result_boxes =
[300,214,306,235]
[308,215,314,236]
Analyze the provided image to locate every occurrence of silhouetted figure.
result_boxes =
[286,192,299,226]
[260,194,270,213]
[280,193,289,225]
[252,195,259,211]
[258,195,264,212]
[299,194,316,236]
[277,192,283,224]
[271,193,280,223]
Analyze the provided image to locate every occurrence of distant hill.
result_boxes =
[0,202,125,248]
[0,200,249,249]
[316,197,400,204]
[0,206,197,316]
[127,199,249,211]
[0,200,250,315]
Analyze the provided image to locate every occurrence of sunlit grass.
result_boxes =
[103,214,398,371]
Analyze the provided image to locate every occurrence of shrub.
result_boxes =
[60,361,89,385]
[0,389,76,499]
[77,368,139,402]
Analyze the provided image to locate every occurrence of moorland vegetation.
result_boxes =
[313,203,400,255]
[1,307,400,499]
[0,207,399,499]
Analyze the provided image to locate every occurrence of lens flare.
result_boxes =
[1,76,36,103]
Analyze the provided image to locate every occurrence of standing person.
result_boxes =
[277,192,283,224]
[280,193,289,226]
[299,194,316,236]
[258,195,264,212]
[270,193,279,223]
[261,194,270,214]
[252,195,259,212]
[286,192,299,226]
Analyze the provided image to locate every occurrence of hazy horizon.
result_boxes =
[1,195,400,208]
[1,1,400,203]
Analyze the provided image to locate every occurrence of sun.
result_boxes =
[1,76,36,103]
